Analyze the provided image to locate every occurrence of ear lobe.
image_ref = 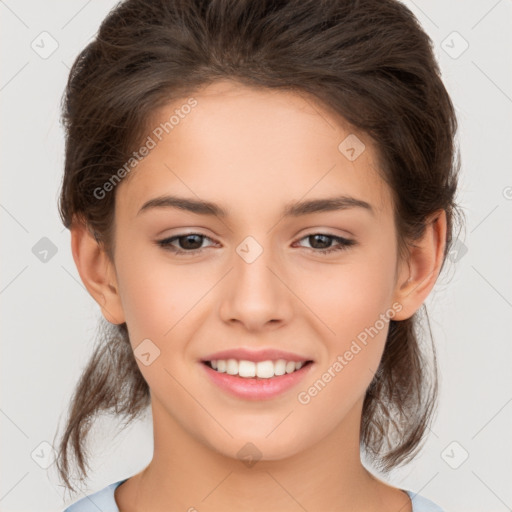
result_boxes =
[392,210,447,321]
[70,218,126,325]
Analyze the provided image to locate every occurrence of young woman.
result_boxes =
[55,0,463,510]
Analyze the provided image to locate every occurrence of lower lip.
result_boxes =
[200,361,314,400]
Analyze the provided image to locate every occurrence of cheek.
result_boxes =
[298,246,397,401]
[295,284,392,427]
[300,242,397,343]
[114,256,199,400]
[114,241,201,344]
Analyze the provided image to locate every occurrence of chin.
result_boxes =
[206,430,310,465]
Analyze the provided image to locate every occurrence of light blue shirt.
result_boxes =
[62,478,445,511]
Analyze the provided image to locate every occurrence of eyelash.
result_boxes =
[156,232,356,256]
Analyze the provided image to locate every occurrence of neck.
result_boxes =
[116,395,411,512]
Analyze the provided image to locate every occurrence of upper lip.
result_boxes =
[200,348,313,363]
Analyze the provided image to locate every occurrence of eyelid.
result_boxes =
[298,229,354,241]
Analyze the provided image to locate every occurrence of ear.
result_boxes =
[70,217,126,325]
[391,209,447,321]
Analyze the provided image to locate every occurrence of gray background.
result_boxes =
[1,1,511,511]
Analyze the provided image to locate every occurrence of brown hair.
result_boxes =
[54,0,465,493]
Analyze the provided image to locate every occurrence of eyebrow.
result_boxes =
[137,194,375,218]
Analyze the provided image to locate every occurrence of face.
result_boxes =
[107,79,406,462]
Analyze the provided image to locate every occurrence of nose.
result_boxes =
[218,238,293,332]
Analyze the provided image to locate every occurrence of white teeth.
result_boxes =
[256,360,274,379]
[207,358,308,378]
[274,359,286,376]
[285,361,296,374]
[226,358,238,375]
[239,360,256,378]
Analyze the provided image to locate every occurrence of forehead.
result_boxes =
[115,80,392,222]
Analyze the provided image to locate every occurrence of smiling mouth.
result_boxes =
[202,359,314,379]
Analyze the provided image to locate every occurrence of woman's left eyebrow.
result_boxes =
[136,194,375,218]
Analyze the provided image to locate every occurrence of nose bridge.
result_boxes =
[233,233,280,294]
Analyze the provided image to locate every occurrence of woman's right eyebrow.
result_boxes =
[136,194,375,218]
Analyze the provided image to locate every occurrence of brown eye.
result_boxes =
[295,233,356,255]
[156,233,216,255]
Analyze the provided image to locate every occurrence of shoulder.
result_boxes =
[405,489,446,512]
[62,479,128,512]
[61,481,444,512]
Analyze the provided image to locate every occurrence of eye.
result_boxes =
[294,233,356,255]
[156,232,356,257]
[156,233,217,255]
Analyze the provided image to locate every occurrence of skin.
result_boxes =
[71,79,447,511]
